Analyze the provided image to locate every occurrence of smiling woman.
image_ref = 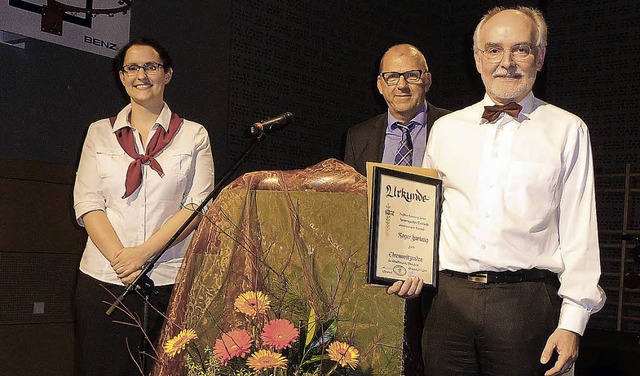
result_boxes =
[119,45,172,120]
[73,38,215,375]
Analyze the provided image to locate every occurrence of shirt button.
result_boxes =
[481,245,486,250]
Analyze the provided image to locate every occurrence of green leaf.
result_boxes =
[309,319,337,350]
[323,319,338,341]
[301,354,330,366]
[305,307,316,347]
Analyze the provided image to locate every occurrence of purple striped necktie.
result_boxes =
[394,121,415,166]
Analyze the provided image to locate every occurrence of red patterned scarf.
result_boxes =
[109,112,183,198]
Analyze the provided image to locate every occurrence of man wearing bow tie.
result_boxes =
[388,6,605,376]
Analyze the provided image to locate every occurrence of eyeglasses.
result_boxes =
[476,44,535,62]
[121,62,165,76]
[379,69,426,86]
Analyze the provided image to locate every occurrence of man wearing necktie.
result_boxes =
[343,44,450,175]
[344,43,450,375]
[388,7,605,376]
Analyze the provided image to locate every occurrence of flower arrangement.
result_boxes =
[163,290,360,375]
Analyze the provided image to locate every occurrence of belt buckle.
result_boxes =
[468,273,488,283]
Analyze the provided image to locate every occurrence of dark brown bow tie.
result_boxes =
[482,102,523,122]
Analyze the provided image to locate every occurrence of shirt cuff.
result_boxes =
[557,300,591,336]
[74,202,106,226]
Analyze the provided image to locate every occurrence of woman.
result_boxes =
[73,38,214,375]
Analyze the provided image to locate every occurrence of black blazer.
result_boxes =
[343,103,451,175]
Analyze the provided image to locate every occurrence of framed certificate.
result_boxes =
[367,165,442,287]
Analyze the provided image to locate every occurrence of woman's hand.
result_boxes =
[111,246,151,279]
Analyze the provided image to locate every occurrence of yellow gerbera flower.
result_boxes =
[164,328,198,358]
[246,349,288,371]
[327,341,359,369]
[233,291,271,318]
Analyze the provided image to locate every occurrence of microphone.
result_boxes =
[250,112,294,135]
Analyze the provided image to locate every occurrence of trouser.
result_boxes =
[422,271,562,375]
[74,271,174,376]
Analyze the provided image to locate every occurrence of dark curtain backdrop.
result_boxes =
[2,1,638,174]
[1,0,639,332]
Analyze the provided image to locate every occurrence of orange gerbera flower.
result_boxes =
[234,291,271,318]
[261,319,299,350]
[327,341,360,369]
[212,329,253,366]
[246,349,288,371]
[163,328,197,358]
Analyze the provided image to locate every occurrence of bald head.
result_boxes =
[376,44,432,122]
[380,44,428,73]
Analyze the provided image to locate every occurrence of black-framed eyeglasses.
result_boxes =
[476,44,535,62]
[379,69,426,86]
[121,62,165,76]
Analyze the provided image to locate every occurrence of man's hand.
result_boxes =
[540,328,580,375]
[386,276,423,299]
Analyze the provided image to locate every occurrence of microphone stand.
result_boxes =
[105,130,268,373]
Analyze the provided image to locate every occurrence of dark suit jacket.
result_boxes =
[343,102,450,375]
[343,103,451,175]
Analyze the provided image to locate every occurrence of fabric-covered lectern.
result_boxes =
[152,159,409,375]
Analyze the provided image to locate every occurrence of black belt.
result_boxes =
[441,269,557,284]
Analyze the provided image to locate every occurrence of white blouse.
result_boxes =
[74,103,214,285]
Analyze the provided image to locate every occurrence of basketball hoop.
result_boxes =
[41,0,132,35]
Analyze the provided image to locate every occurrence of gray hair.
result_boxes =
[473,6,548,49]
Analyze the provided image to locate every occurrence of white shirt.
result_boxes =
[74,104,214,286]
[423,92,605,335]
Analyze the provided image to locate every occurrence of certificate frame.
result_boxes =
[367,166,442,287]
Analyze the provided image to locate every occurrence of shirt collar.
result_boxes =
[111,102,172,132]
[479,92,534,125]
[387,101,427,130]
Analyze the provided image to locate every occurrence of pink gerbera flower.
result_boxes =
[261,319,299,350]
[212,329,253,365]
